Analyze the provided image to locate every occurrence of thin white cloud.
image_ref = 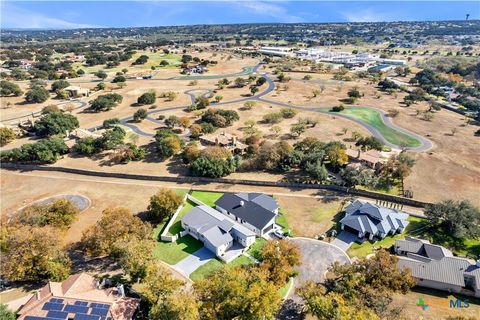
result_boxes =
[1,3,99,29]
[234,1,304,23]
[341,8,392,23]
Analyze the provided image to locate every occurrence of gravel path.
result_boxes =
[35,194,91,212]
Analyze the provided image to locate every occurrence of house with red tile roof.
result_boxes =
[17,273,139,320]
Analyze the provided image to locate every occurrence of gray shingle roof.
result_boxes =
[215,193,277,230]
[235,193,279,212]
[395,237,453,260]
[202,226,233,248]
[182,205,255,239]
[340,199,409,236]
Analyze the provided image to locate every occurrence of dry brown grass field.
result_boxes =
[1,52,479,206]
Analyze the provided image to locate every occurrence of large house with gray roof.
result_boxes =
[214,192,279,236]
[181,205,256,262]
[339,199,409,241]
[395,237,480,297]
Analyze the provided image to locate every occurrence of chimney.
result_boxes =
[240,201,244,207]
[117,284,125,297]
[36,291,41,300]
[215,137,219,145]
[232,136,237,145]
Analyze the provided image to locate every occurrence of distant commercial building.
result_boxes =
[258,47,293,57]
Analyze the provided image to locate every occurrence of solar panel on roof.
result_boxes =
[64,304,89,314]
[73,314,101,320]
[43,303,64,311]
[74,301,88,306]
[47,310,69,319]
[90,307,108,317]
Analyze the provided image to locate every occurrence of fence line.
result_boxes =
[159,193,188,242]
[1,163,430,208]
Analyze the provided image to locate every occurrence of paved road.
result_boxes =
[3,60,433,153]
[315,106,433,152]
[1,99,87,123]
[331,231,358,251]
[173,246,215,277]
[288,237,351,301]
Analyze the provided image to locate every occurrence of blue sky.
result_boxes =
[1,1,479,29]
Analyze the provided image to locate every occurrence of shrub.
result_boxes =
[1,136,69,164]
[263,112,283,124]
[281,107,298,119]
[51,80,70,92]
[0,80,23,97]
[155,128,184,159]
[137,91,156,105]
[103,118,120,128]
[89,93,123,112]
[331,105,345,112]
[112,75,126,83]
[33,112,79,137]
[133,108,148,122]
[0,127,16,146]
[201,109,239,128]
[25,86,50,103]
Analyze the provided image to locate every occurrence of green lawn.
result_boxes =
[347,216,428,258]
[321,107,422,148]
[152,235,203,265]
[189,255,254,282]
[247,238,268,260]
[167,200,196,236]
[190,190,224,207]
[278,277,294,299]
[415,226,480,258]
[131,51,182,69]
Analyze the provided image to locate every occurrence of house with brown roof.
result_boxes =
[199,131,247,154]
[17,273,139,320]
[346,148,386,171]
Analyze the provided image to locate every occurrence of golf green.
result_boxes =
[322,107,422,148]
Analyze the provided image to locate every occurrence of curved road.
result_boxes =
[3,61,432,152]
[316,107,433,151]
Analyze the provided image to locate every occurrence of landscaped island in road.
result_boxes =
[318,106,425,150]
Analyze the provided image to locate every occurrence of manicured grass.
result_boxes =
[278,277,294,299]
[340,107,421,148]
[131,51,182,69]
[247,238,268,260]
[189,254,254,282]
[276,211,292,235]
[321,107,421,148]
[190,190,224,207]
[415,226,480,258]
[167,200,196,236]
[152,235,203,265]
[347,216,428,258]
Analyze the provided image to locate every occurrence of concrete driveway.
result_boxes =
[288,238,351,301]
[173,247,215,277]
[331,231,358,251]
